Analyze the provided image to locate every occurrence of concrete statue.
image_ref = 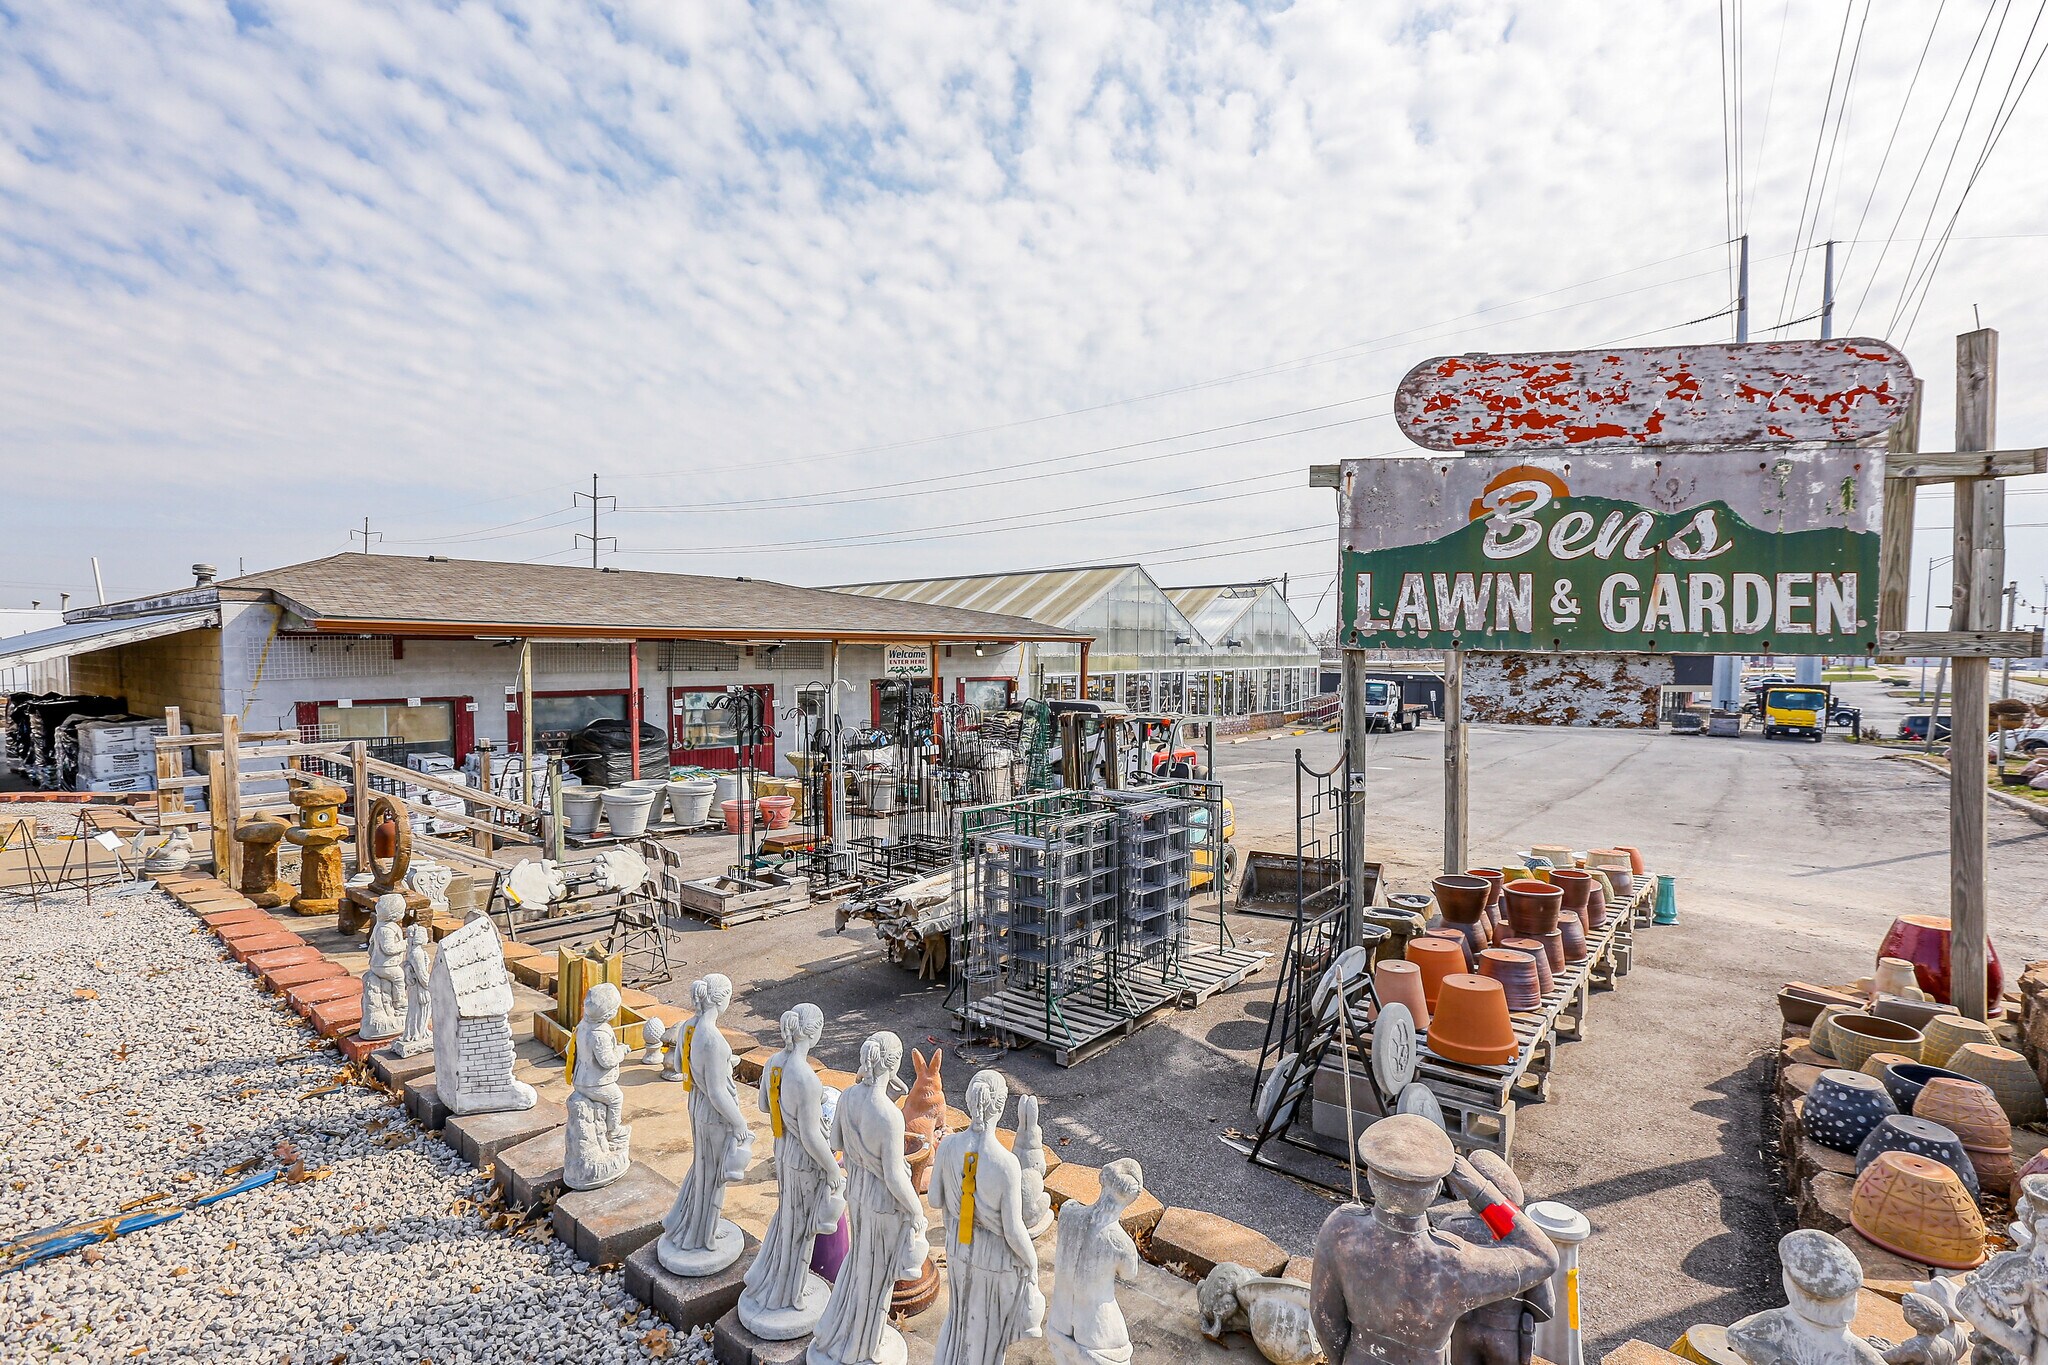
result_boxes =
[1442,1152,1556,1365]
[1310,1114,1559,1365]
[233,814,292,908]
[357,893,408,1042]
[932,1070,1044,1365]
[1884,1294,1963,1365]
[1047,1156,1144,1365]
[408,858,454,914]
[1198,1264,1319,1365]
[1957,1212,2048,1365]
[390,922,434,1058]
[564,981,633,1190]
[808,1030,929,1365]
[285,782,349,917]
[1726,1230,1886,1365]
[658,973,755,1276]
[738,1003,846,1341]
[1016,1093,1053,1238]
[428,914,536,1115]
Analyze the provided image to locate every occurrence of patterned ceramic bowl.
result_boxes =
[1880,1061,1972,1115]
[1915,1076,2013,1152]
[1945,1043,2048,1126]
[1809,1005,1856,1061]
[1828,1014,1924,1073]
[1804,1069,1899,1155]
[1920,1015,2000,1069]
[1854,1114,1980,1200]
[1850,1151,1987,1270]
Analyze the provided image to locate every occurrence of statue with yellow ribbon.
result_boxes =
[931,1069,1045,1365]
[739,1003,845,1340]
[656,974,755,1276]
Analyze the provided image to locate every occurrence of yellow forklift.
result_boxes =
[1049,704,1238,891]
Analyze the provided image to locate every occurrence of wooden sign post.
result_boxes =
[1950,330,2001,1022]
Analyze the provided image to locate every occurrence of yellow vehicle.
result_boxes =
[1191,797,1237,892]
[1763,684,1831,742]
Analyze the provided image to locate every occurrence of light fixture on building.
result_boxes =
[1226,638,1244,650]
[1173,634,1191,646]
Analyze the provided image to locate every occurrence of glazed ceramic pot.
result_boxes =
[1803,1070,1899,1153]
[1859,1052,1919,1086]
[1406,936,1467,1012]
[1548,868,1595,921]
[1878,915,2004,1010]
[1433,874,1492,925]
[1499,938,1554,997]
[1920,1014,2000,1068]
[1914,1076,2012,1151]
[1872,997,1960,1033]
[1871,957,1919,1000]
[1537,929,1566,974]
[1373,959,1431,1033]
[1426,974,1520,1067]
[1879,1061,1972,1114]
[1853,1116,1980,1200]
[1850,1151,1987,1269]
[1557,910,1589,963]
[1779,990,1829,1029]
[1466,867,1506,915]
[1827,1014,1924,1073]
[1503,880,1564,937]
[1582,882,1610,932]
[1808,1005,1856,1060]
[1423,927,1478,971]
[1945,1043,2048,1125]
[562,787,604,836]
[1588,850,1635,897]
[1478,949,1544,1012]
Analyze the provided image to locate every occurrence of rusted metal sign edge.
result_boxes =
[1394,338,1915,451]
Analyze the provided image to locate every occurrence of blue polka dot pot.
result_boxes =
[1805,1069,1899,1154]
[1855,1114,1980,1200]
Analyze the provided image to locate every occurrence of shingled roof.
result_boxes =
[435,917,514,1020]
[217,554,1084,643]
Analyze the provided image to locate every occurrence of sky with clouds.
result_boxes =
[3,0,2046,633]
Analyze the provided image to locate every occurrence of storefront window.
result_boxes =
[1159,671,1184,712]
[533,692,628,740]
[1126,672,1153,711]
[960,679,1013,716]
[317,701,455,753]
[1043,675,1077,700]
[677,691,739,748]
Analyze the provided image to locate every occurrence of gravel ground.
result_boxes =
[0,883,708,1364]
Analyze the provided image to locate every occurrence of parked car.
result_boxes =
[1898,715,1952,742]
[2007,724,2048,754]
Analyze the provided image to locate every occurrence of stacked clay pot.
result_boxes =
[1548,867,1594,921]
[1588,849,1635,900]
[1921,1015,2000,1068]
[1499,937,1554,997]
[1802,1070,1898,1153]
[1614,845,1646,876]
[1855,1115,1980,1199]
[1826,1014,1924,1074]
[1946,1043,2048,1126]
[1859,1052,1918,1086]
[1465,868,1506,926]
[1916,1076,2015,1197]
[1406,937,1467,1012]
[1422,927,1477,971]
[1503,880,1564,938]
[1478,948,1543,1012]
[1871,957,1919,1000]
[1849,1151,1987,1269]
[1556,911,1589,964]
[1431,875,1494,959]
[1582,881,1610,932]
[1373,959,1431,1033]
[1536,929,1566,973]
[1873,997,1959,1033]
[1879,1061,1972,1114]
[1426,975,1520,1067]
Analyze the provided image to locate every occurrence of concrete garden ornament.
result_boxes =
[809,1031,930,1365]
[564,982,633,1191]
[390,923,434,1057]
[658,973,755,1276]
[357,893,409,1042]
[1198,1264,1319,1365]
[428,915,536,1116]
[1956,1210,2048,1365]
[1441,1152,1556,1365]
[1310,1115,1558,1365]
[407,858,453,914]
[739,1003,846,1341]
[1048,1156,1144,1365]
[1016,1094,1053,1238]
[1725,1230,1886,1365]
[932,1070,1045,1365]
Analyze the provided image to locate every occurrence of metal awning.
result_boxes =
[0,609,218,669]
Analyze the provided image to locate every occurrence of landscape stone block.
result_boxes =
[735,1047,774,1084]
[337,1033,382,1064]
[1796,1172,1855,1235]
[309,997,365,1038]
[264,960,348,993]
[625,1235,759,1333]
[1148,1206,1288,1279]
[494,1128,568,1209]
[227,931,306,963]
[405,1076,447,1130]
[246,943,323,972]
[285,976,360,1014]
[1836,1227,1933,1292]
[552,1161,679,1266]
[1043,1163,1164,1240]
[200,906,270,929]
[711,1306,808,1365]
[369,1048,436,1089]
[1283,1256,1313,1283]
[508,956,557,991]
[445,1098,567,1171]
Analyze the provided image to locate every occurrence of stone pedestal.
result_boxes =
[625,1234,760,1333]
[445,1098,567,1171]
[495,1128,569,1209]
[553,1161,679,1266]
[711,1307,809,1365]
[404,1075,447,1130]
[369,1047,436,1090]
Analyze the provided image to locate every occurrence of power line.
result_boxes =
[1791,0,1871,314]
[1834,2,1948,296]
[1775,1,1856,329]
[1743,0,1795,227]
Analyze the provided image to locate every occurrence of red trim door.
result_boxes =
[295,696,476,761]
[871,678,935,734]
[669,685,775,770]
[955,676,1016,723]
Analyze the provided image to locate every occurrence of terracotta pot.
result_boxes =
[1478,948,1544,1012]
[1434,875,1492,924]
[1859,1051,1919,1086]
[1871,957,1919,1000]
[1854,1116,1980,1199]
[1969,1143,2017,1199]
[1557,911,1589,963]
[1827,1014,1924,1073]
[1466,868,1506,917]
[1920,1015,2000,1069]
[1945,1044,2047,1126]
[1872,997,1960,1034]
[1423,926,1478,971]
[1372,959,1431,1033]
[1803,1069,1898,1154]
[1878,915,2004,1010]
[1503,880,1563,937]
[1879,1061,1972,1115]
[1851,1151,1987,1269]
[1405,937,1467,1013]
[1548,868,1595,920]
[1914,1076,2012,1151]
[1426,974,1520,1067]
[1536,929,1566,974]
[892,1251,942,1317]
[1499,937,1554,996]
[1582,882,1610,932]
[2019,1149,2048,1184]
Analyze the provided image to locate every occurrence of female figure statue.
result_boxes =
[390,923,434,1057]
[658,974,755,1275]
[1048,1157,1144,1365]
[357,893,408,1041]
[931,1070,1044,1365]
[808,1031,929,1365]
[738,1003,847,1340]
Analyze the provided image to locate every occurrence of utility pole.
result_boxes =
[1796,240,1835,689]
[1949,328,2002,1022]
[350,518,383,553]
[1712,234,1752,713]
[573,475,618,568]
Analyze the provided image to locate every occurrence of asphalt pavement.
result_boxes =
[658,678,2048,1356]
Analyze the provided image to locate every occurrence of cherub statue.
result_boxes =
[357,893,408,1041]
[1958,1211,2048,1365]
[390,923,434,1057]
[563,982,632,1190]
[1884,1294,1962,1365]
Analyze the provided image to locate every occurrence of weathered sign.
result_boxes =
[882,642,932,677]
[1338,450,1881,655]
[1394,339,1913,451]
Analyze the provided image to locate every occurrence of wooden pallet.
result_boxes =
[1129,944,1268,1007]
[957,976,1180,1067]
[674,871,812,927]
